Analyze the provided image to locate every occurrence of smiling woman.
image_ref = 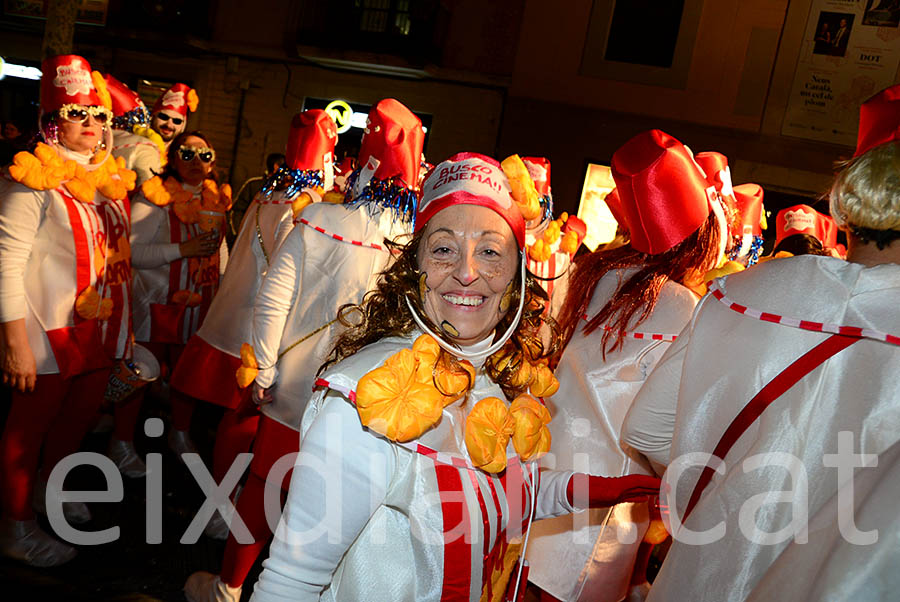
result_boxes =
[248,152,660,602]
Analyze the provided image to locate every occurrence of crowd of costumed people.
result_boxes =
[0,53,898,602]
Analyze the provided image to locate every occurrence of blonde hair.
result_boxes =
[830,141,900,231]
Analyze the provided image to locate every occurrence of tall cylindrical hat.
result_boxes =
[611,130,713,255]
[733,183,765,237]
[855,84,900,157]
[263,110,339,197]
[152,83,198,117]
[40,55,104,115]
[347,98,425,221]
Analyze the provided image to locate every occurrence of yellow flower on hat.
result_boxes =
[500,154,542,221]
[509,394,551,462]
[465,397,516,473]
[356,348,446,442]
[186,89,199,112]
[236,343,259,389]
[91,71,112,111]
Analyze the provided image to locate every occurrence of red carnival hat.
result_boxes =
[286,110,338,173]
[775,204,837,248]
[40,55,104,115]
[357,98,424,188]
[152,83,198,117]
[604,188,627,231]
[733,183,765,237]
[611,130,713,255]
[855,84,900,157]
[416,152,525,250]
[694,151,735,203]
[103,74,144,117]
[522,157,551,197]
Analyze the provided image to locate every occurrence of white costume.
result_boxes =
[622,256,900,601]
[0,151,132,372]
[526,270,698,602]
[110,129,161,186]
[130,184,228,344]
[252,202,405,430]
[251,332,578,602]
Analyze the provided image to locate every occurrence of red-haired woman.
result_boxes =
[525,130,728,602]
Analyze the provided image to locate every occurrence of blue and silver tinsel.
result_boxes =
[344,168,417,226]
[112,106,151,132]
[729,234,765,266]
[260,166,324,199]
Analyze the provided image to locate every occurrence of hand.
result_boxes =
[567,473,662,508]
[1,319,37,393]
[179,231,219,257]
[252,382,273,406]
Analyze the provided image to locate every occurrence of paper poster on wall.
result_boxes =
[782,0,900,146]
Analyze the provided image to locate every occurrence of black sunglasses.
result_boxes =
[178,146,215,163]
[157,113,184,126]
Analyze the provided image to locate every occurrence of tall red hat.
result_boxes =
[416,152,525,250]
[733,183,765,237]
[357,98,424,188]
[611,130,713,255]
[604,188,627,231]
[152,83,198,117]
[522,157,551,197]
[694,151,735,203]
[775,204,837,248]
[103,74,145,117]
[40,55,103,115]
[855,84,900,157]
[285,110,338,172]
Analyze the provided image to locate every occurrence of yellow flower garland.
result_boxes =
[140,176,232,224]
[8,143,136,204]
[355,334,555,473]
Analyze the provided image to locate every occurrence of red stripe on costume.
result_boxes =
[436,463,473,601]
[170,336,245,409]
[59,191,92,323]
[683,334,859,521]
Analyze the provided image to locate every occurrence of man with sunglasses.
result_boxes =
[150,83,198,147]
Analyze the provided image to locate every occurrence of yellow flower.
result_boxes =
[509,394,551,462]
[141,176,170,206]
[529,363,559,398]
[528,239,552,263]
[542,220,561,245]
[559,230,579,255]
[465,397,516,473]
[173,194,202,224]
[236,343,259,388]
[92,71,112,110]
[64,174,96,204]
[356,348,445,442]
[187,89,199,112]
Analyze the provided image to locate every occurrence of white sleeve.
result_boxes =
[130,143,161,186]
[130,199,181,269]
[252,227,303,388]
[251,391,396,601]
[533,469,577,520]
[0,186,47,322]
[621,327,689,469]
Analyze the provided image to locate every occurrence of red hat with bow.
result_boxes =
[152,83,198,117]
[855,84,900,157]
[40,55,105,115]
[611,130,713,255]
[775,204,837,248]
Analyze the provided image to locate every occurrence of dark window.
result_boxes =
[604,0,685,68]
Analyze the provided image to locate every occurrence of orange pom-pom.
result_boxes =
[465,397,515,473]
[509,394,552,462]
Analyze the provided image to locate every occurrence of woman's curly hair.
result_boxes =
[319,229,562,400]
[557,211,721,358]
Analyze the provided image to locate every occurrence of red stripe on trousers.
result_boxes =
[436,463,473,601]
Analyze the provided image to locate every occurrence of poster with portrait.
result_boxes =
[782,0,900,146]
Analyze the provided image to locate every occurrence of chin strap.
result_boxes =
[405,256,527,365]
